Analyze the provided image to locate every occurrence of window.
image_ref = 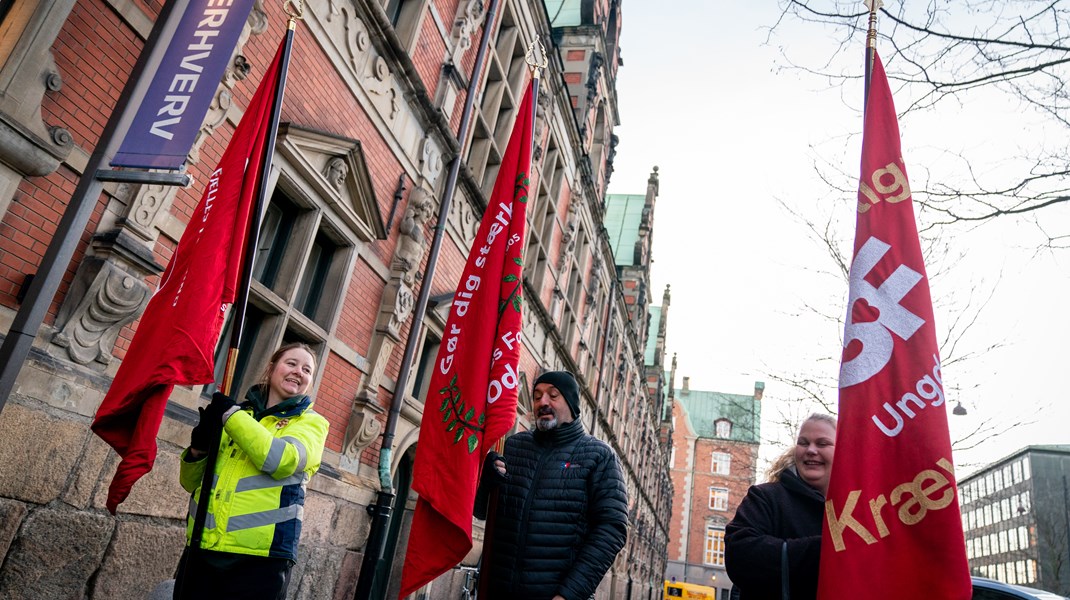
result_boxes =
[411,332,441,404]
[704,527,725,566]
[711,452,731,475]
[466,3,528,192]
[294,231,341,321]
[715,419,732,438]
[709,487,728,511]
[1022,459,1030,480]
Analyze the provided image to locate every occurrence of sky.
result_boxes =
[605,1,1070,476]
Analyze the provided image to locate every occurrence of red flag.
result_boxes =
[398,82,534,598]
[818,51,971,599]
[90,40,287,514]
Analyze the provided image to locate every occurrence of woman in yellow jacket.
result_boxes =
[174,342,329,600]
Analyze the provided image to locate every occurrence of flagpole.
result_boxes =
[0,0,189,415]
[179,9,300,598]
[863,0,882,112]
[352,0,501,596]
[474,41,545,600]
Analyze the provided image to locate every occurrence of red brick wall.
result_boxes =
[667,401,760,566]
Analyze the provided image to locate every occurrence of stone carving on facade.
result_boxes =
[559,202,579,268]
[117,183,171,242]
[532,82,551,164]
[51,3,268,366]
[449,0,488,64]
[365,56,400,120]
[0,0,76,192]
[343,384,386,457]
[52,235,155,366]
[393,186,434,286]
[420,137,444,186]
[323,156,349,191]
[315,0,401,125]
[345,185,437,457]
[446,187,480,248]
[585,51,605,106]
[604,133,619,190]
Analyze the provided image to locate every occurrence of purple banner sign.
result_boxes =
[112,0,257,170]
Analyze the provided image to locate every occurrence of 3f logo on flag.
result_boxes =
[840,236,925,388]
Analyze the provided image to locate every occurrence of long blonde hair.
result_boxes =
[766,413,838,482]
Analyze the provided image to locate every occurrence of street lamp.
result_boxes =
[953,402,967,416]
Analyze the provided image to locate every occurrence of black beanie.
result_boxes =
[533,370,581,419]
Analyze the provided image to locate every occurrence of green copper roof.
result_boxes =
[604,194,645,267]
[675,388,761,444]
[545,0,583,26]
[645,305,662,366]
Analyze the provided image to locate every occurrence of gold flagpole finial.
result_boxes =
[525,39,548,77]
[283,0,305,29]
[864,0,882,49]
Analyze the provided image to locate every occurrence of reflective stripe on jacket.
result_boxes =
[180,395,329,561]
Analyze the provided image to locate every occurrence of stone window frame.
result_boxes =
[205,124,381,399]
[711,451,731,476]
[381,0,427,54]
[714,418,732,439]
[703,525,726,567]
[708,486,728,512]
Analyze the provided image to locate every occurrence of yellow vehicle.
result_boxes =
[664,579,718,599]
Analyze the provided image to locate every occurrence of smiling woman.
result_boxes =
[174,342,330,600]
[723,414,838,600]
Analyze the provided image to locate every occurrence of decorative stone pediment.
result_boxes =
[276,123,385,241]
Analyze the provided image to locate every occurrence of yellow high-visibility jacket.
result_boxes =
[180,390,329,560]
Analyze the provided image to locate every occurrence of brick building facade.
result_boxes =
[665,377,762,598]
[0,0,672,598]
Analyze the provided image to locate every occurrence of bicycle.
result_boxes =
[455,564,478,599]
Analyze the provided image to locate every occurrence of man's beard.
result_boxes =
[535,411,558,431]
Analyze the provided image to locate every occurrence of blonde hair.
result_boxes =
[766,413,838,482]
[766,446,796,483]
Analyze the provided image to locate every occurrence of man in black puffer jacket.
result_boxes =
[477,370,629,600]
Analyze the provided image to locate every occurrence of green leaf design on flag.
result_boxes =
[512,295,522,312]
[434,372,488,453]
[504,274,518,282]
[513,257,523,266]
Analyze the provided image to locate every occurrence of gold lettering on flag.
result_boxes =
[825,457,957,552]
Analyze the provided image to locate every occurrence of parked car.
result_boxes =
[973,576,1069,600]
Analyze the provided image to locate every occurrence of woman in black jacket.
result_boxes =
[725,413,837,600]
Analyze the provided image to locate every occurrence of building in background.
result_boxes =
[959,445,1070,596]
[665,378,763,599]
[0,0,672,598]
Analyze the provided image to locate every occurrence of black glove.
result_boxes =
[203,392,237,426]
[474,450,509,520]
[482,450,509,484]
[189,407,219,453]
